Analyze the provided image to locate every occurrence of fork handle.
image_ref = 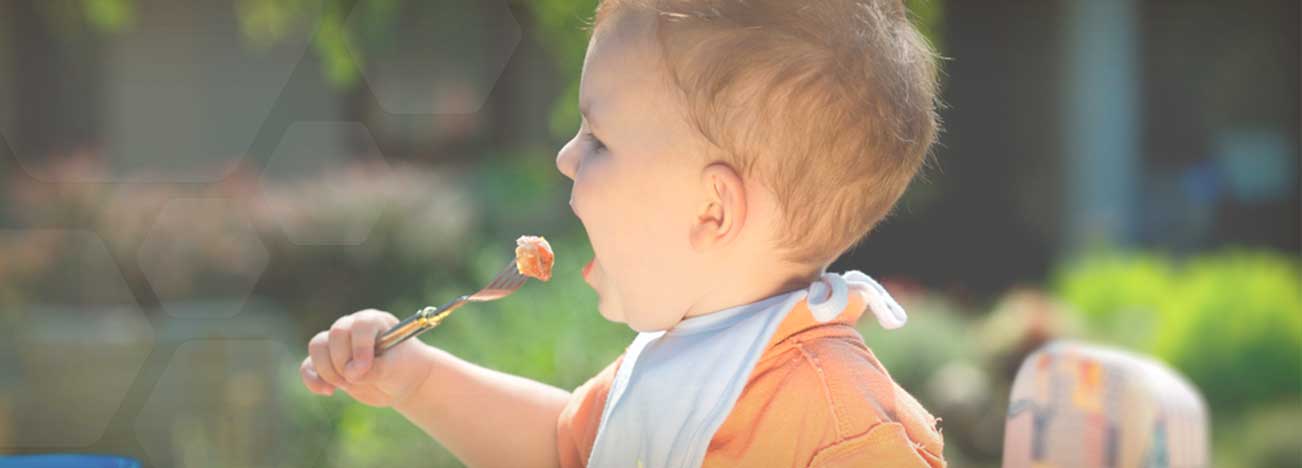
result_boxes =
[376,310,430,353]
[376,297,468,354]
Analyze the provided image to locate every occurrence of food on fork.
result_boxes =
[515,236,554,282]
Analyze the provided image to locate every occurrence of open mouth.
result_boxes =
[582,257,596,282]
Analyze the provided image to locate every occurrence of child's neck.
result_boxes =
[681,261,824,320]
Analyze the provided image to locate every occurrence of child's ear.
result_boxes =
[690,163,747,252]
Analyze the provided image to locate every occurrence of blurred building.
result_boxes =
[841,0,1299,294]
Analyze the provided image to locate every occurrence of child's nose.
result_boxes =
[555,139,580,180]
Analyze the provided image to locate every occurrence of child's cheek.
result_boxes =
[571,163,621,246]
[570,160,606,220]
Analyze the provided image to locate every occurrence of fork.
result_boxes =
[375,260,530,353]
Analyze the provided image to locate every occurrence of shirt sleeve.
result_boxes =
[555,356,622,468]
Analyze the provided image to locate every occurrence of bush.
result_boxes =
[1053,249,1302,414]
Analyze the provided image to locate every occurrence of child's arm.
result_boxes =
[394,343,571,468]
[300,309,570,468]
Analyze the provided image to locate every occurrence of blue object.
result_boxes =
[0,455,140,468]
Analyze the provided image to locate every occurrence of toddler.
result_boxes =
[301,0,944,466]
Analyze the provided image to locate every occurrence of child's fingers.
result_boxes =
[308,331,346,388]
[346,323,377,385]
[355,308,398,325]
[346,310,399,382]
[299,356,335,396]
[327,316,355,381]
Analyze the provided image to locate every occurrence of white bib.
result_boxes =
[586,271,907,468]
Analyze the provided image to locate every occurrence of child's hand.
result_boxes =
[299,309,432,408]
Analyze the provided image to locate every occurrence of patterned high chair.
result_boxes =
[1003,341,1209,468]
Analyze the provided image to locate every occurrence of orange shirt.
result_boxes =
[556,295,946,467]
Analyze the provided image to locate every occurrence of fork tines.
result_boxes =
[470,261,528,301]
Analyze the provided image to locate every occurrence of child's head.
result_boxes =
[557,0,940,331]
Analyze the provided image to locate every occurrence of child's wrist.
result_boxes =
[390,343,443,412]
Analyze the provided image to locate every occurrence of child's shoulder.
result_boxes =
[710,325,945,467]
[763,327,940,435]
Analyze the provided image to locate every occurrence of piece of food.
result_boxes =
[515,236,554,281]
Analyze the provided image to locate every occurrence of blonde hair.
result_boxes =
[596,0,942,264]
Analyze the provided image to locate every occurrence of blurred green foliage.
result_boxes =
[83,0,135,31]
[1054,249,1302,414]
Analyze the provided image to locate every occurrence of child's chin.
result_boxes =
[595,297,625,324]
[620,311,676,333]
